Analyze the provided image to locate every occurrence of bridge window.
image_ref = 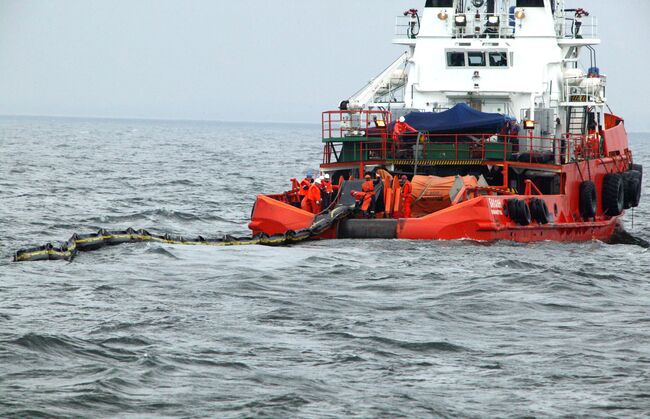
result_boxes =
[447,52,466,67]
[489,52,508,67]
[516,0,544,7]
[468,51,486,67]
[426,0,454,7]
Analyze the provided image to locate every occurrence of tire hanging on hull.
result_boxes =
[622,170,642,209]
[602,173,625,216]
[507,199,531,226]
[579,181,597,219]
[530,198,551,225]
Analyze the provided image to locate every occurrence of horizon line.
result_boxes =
[0,112,320,126]
[0,112,648,134]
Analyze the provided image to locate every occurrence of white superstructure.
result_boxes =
[346,0,604,141]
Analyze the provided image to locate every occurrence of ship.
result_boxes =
[249,0,643,243]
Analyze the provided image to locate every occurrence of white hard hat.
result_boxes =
[324,174,330,179]
[399,116,406,123]
[315,178,322,185]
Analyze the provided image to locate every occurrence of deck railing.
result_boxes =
[322,110,393,141]
[322,130,603,166]
[393,11,598,41]
[394,13,516,40]
[562,76,606,104]
[556,12,598,39]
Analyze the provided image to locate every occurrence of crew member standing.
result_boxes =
[298,173,313,199]
[400,175,413,218]
[321,174,334,209]
[301,178,322,214]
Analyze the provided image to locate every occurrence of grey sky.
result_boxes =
[0,0,648,130]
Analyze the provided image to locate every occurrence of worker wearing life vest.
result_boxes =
[322,174,334,193]
[301,178,322,214]
[351,174,376,217]
[321,174,334,210]
[400,175,413,218]
[298,173,313,198]
[392,116,417,142]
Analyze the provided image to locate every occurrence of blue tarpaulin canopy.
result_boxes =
[403,103,513,134]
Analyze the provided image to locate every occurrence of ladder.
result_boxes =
[567,106,587,135]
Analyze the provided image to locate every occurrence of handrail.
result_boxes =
[322,110,606,166]
[322,130,604,167]
[395,11,598,40]
[557,12,598,39]
[394,13,517,40]
[322,109,393,141]
[524,180,544,196]
[562,76,606,104]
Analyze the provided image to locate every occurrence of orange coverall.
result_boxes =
[352,180,376,212]
[392,121,417,141]
[402,180,413,218]
[301,183,322,214]
[298,178,311,197]
[322,180,334,194]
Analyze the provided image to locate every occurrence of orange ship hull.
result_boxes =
[249,118,638,244]
[250,193,620,243]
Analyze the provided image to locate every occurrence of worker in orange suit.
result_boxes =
[400,175,413,218]
[322,174,334,193]
[392,116,417,141]
[351,174,376,217]
[321,174,334,209]
[298,173,313,198]
[301,178,322,214]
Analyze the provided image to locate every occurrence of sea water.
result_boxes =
[1,116,649,417]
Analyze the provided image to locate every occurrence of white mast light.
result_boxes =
[514,9,526,20]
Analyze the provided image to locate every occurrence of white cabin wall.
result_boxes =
[406,37,561,117]
[419,7,453,38]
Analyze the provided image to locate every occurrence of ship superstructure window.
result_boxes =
[516,0,544,6]
[467,52,486,67]
[447,52,466,67]
[425,0,454,7]
[446,50,510,68]
[489,52,508,67]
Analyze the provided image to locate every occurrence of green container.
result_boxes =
[332,137,385,163]
[484,142,512,160]
[339,143,368,162]
[423,142,471,160]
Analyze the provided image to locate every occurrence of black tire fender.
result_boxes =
[506,199,531,226]
[579,181,597,219]
[517,200,532,226]
[623,170,642,209]
[602,173,624,216]
[530,198,550,225]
